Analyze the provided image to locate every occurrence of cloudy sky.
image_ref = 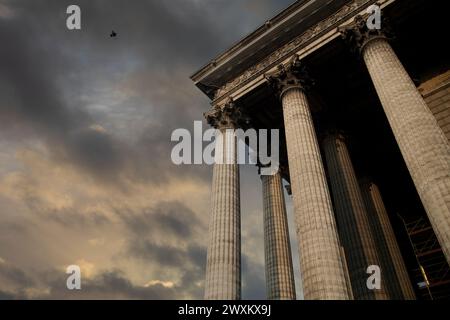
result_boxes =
[0,0,301,299]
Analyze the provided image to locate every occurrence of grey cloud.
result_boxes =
[119,201,207,298]
[1,267,178,299]
[44,269,177,300]
[0,0,295,300]
[0,0,294,185]
[128,240,205,269]
[0,262,202,299]
[126,242,206,298]
[44,208,110,228]
[0,4,125,183]
[118,201,204,237]
[18,196,110,228]
[0,261,36,289]
[65,129,126,180]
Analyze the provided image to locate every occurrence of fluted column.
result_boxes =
[266,57,350,300]
[340,246,355,299]
[360,181,416,300]
[341,16,450,265]
[261,169,296,300]
[204,102,242,300]
[323,134,388,300]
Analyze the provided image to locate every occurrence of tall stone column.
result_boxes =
[360,181,416,300]
[341,16,450,265]
[203,102,242,300]
[340,246,355,299]
[260,169,296,300]
[266,57,350,300]
[323,134,388,300]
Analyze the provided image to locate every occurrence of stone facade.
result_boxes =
[195,0,449,300]
[420,71,450,142]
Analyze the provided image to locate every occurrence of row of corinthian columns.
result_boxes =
[203,15,450,300]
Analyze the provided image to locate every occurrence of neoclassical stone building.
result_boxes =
[191,0,449,300]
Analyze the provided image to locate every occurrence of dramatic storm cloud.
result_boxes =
[0,0,300,299]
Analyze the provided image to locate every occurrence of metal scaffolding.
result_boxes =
[400,216,450,300]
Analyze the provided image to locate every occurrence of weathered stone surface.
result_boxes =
[277,68,350,299]
[261,170,296,300]
[362,37,450,266]
[360,181,416,300]
[204,109,241,300]
[323,134,388,300]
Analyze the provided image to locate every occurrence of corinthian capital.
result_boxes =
[265,55,313,98]
[339,14,392,53]
[204,99,250,130]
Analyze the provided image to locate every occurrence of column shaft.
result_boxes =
[261,171,296,300]
[282,88,350,300]
[340,246,355,299]
[363,37,450,264]
[323,135,388,300]
[361,182,416,300]
[205,129,241,300]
